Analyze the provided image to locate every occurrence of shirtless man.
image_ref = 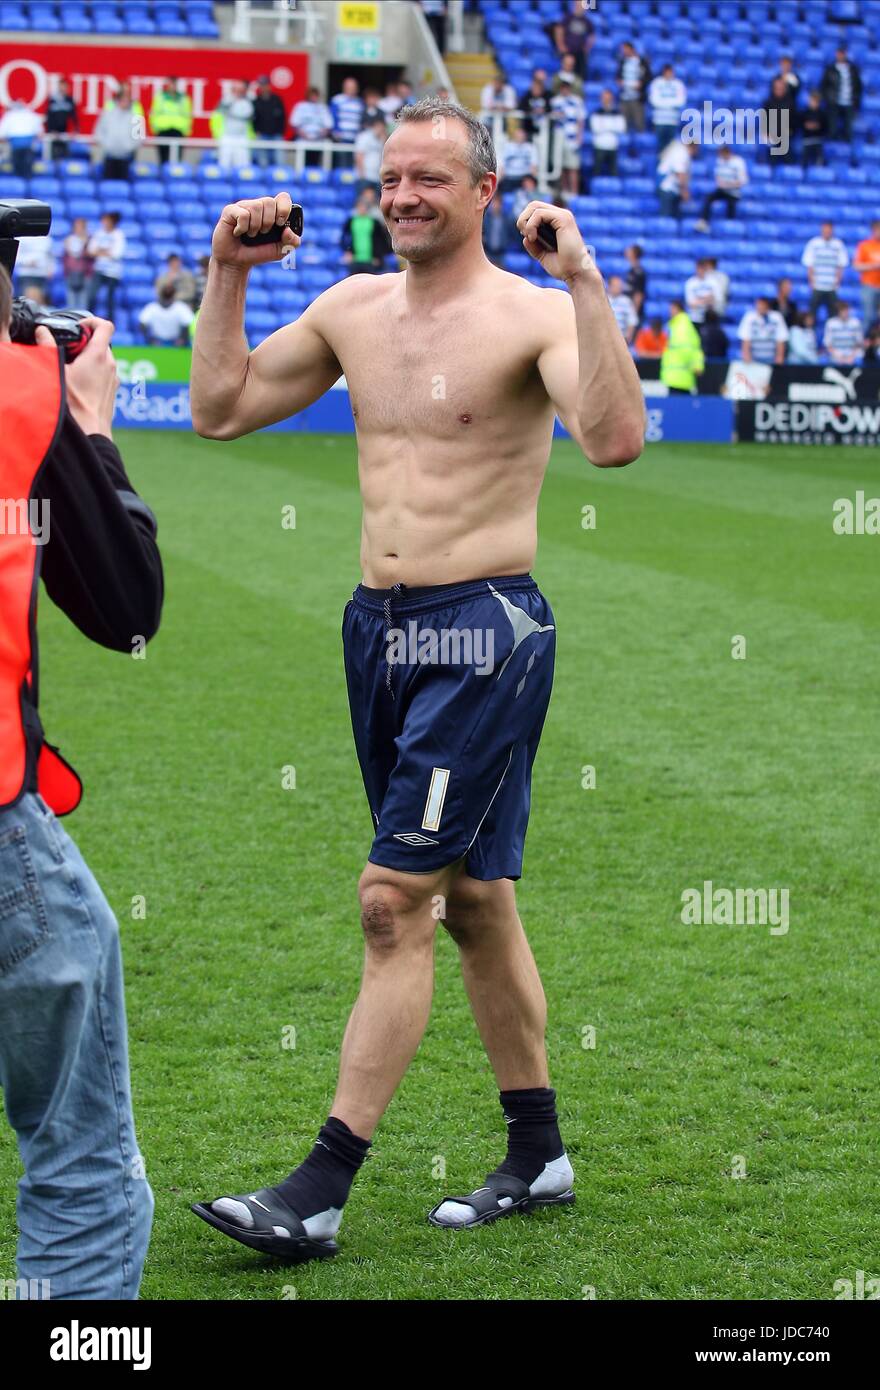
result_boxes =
[191,98,643,1262]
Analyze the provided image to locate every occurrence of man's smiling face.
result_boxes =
[379,119,492,262]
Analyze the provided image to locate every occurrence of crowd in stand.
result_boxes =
[473,1,878,377]
[0,72,427,178]
[2,24,879,372]
[590,220,880,375]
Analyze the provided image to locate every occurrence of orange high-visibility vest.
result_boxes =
[0,342,82,816]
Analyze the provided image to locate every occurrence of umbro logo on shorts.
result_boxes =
[392,832,440,846]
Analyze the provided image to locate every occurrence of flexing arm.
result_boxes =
[517,201,644,467]
[191,193,342,440]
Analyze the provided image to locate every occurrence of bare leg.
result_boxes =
[330,860,461,1139]
[442,873,549,1090]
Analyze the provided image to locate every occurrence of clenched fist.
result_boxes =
[211,193,302,268]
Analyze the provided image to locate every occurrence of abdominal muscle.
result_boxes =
[356,431,546,588]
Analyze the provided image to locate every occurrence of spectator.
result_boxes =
[694,144,748,231]
[802,220,848,324]
[607,275,638,344]
[86,211,125,320]
[699,308,729,359]
[251,76,286,167]
[362,86,385,125]
[421,0,447,54]
[821,44,862,146]
[824,299,864,364]
[105,78,144,116]
[788,310,819,364]
[500,123,538,192]
[139,285,195,346]
[378,80,405,120]
[772,55,801,110]
[480,74,517,117]
[685,258,718,324]
[623,243,646,319]
[863,316,880,363]
[704,257,729,315]
[799,90,828,168]
[522,71,551,139]
[0,99,43,178]
[617,41,651,133]
[290,85,333,165]
[95,84,141,178]
[397,80,415,110]
[63,217,92,309]
[149,76,192,165]
[589,89,626,179]
[155,252,197,307]
[763,77,793,162]
[46,78,78,161]
[657,137,695,218]
[550,74,585,196]
[771,277,798,327]
[342,191,392,273]
[552,0,595,81]
[331,77,365,165]
[551,54,585,98]
[648,64,686,150]
[357,184,383,223]
[14,235,54,299]
[212,80,254,169]
[661,300,704,393]
[634,316,667,359]
[853,220,880,330]
[483,193,508,267]
[354,116,387,194]
[738,294,789,364]
[511,173,541,228]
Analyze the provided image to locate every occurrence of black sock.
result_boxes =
[272,1116,370,1219]
[495,1087,564,1185]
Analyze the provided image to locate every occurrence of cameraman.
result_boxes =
[0,263,163,1299]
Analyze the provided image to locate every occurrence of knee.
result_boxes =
[357,869,437,955]
[442,877,502,948]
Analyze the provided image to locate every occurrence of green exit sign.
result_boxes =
[335,33,381,60]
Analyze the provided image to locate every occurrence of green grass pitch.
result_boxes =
[1,433,876,1301]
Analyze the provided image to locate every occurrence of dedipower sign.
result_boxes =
[738,399,880,446]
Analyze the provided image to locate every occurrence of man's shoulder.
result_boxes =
[313,270,399,320]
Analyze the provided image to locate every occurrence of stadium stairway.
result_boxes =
[445,51,502,114]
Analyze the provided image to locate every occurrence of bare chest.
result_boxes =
[338,308,541,435]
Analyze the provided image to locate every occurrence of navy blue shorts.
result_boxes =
[342,574,556,881]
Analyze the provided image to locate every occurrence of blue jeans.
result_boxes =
[860,284,880,330]
[0,794,152,1299]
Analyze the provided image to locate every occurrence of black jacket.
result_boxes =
[46,94,78,134]
[616,54,651,99]
[33,412,163,651]
[821,59,862,109]
[252,91,286,139]
[341,216,391,264]
[799,106,829,141]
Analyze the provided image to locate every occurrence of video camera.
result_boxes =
[0,199,93,360]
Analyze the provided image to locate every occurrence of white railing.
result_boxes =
[29,133,357,173]
[16,111,565,185]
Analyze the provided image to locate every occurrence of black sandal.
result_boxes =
[427,1172,575,1229]
[191,1187,339,1262]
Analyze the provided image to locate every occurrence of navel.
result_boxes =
[459,413,472,425]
